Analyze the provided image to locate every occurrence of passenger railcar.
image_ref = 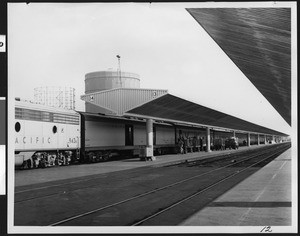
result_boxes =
[14,100,247,168]
[79,113,177,162]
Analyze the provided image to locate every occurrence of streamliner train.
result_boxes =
[14,100,244,169]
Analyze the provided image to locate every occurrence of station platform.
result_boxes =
[180,148,292,226]
[15,144,283,187]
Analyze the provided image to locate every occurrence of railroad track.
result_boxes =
[15,143,286,203]
[132,145,290,225]
[14,143,290,226]
[15,143,284,196]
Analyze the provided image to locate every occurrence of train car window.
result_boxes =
[125,124,134,146]
[53,125,57,134]
[15,107,79,125]
[15,108,23,119]
[34,110,42,120]
[42,112,51,122]
[15,122,21,132]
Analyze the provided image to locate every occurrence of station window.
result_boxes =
[15,122,21,132]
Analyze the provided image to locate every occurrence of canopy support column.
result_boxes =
[247,133,251,146]
[264,135,267,144]
[145,118,155,161]
[206,127,211,152]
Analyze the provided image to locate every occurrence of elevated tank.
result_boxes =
[85,71,140,94]
[85,70,140,113]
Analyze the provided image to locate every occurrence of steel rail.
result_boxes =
[131,147,289,226]
[15,144,282,194]
[14,151,241,194]
[16,145,283,204]
[47,144,289,226]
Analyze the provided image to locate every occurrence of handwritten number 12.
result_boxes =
[260,226,272,233]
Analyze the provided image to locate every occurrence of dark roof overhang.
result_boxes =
[186,8,291,125]
[126,94,289,136]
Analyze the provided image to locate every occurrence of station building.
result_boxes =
[81,9,291,160]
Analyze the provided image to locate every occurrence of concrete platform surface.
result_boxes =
[15,145,270,187]
[180,148,292,226]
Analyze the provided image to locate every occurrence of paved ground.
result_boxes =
[13,143,295,231]
[180,148,292,226]
[15,145,266,187]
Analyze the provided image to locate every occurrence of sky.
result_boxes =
[7,2,293,135]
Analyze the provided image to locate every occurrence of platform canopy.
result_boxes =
[82,89,288,136]
[126,94,288,136]
[187,8,291,126]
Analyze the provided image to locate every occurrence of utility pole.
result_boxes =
[116,55,122,87]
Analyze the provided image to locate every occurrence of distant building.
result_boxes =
[34,86,76,110]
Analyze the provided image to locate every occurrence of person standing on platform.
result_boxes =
[200,137,203,151]
[178,137,184,154]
